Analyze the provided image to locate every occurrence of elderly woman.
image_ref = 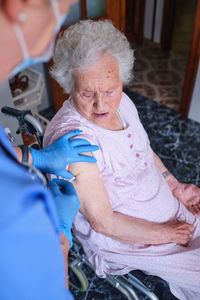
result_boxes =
[44,20,200,300]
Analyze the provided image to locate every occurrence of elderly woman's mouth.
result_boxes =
[92,112,109,118]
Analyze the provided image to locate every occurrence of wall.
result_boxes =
[143,0,164,43]
[143,0,154,39]
[64,1,80,25]
[188,59,200,123]
[0,80,23,146]
[153,0,164,43]
[171,0,197,55]
[31,63,52,112]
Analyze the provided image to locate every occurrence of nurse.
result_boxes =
[0,1,99,299]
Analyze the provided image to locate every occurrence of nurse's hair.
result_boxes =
[50,19,134,94]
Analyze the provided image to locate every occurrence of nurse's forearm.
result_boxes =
[60,233,70,288]
[14,146,33,165]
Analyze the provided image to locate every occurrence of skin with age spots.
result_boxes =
[71,54,124,131]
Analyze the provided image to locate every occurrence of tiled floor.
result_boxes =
[128,43,188,111]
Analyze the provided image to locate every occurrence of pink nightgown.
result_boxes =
[44,92,200,300]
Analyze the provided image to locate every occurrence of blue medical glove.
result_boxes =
[48,178,80,247]
[30,130,99,179]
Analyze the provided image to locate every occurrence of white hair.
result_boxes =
[50,20,134,94]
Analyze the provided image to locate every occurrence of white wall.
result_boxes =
[144,0,154,39]
[188,59,200,123]
[143,0,164,43]
[153,0,164,43]
[31,63,52,112]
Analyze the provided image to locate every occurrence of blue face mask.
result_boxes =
[10,0,67,78]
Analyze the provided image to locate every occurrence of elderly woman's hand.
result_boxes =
[163,220,194,246]
[167,177,200,216]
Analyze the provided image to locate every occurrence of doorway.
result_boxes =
[128,0,198,114]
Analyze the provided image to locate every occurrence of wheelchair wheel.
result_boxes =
[69,262,89,292]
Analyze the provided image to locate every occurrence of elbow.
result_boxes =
[90,217,112,235]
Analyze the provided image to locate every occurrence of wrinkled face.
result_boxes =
[71,54,123,129]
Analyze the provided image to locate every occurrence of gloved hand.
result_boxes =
[48,178,80,247]
[30,130,99,179]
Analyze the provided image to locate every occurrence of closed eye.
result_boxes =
[105,90,114,96]
[81,91,94,99]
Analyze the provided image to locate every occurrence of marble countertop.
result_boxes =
[69,89,200,300]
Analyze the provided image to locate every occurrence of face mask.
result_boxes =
[10,0,67,78]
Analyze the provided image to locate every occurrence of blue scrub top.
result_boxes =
[0,124,73,300]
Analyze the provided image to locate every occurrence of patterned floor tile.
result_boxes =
[129,44,188,111]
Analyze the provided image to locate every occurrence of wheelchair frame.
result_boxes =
[69,236,159,300]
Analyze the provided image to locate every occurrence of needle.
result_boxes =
[66,172,80,182]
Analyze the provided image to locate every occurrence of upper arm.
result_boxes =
[68,153,113,233]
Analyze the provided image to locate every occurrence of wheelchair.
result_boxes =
[1,106,178,300]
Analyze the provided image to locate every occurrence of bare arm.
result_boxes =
[69,154,194,246]
[60,233,70,288]
[153,151,175,180]
[153,151,180,191]
[153,151,200,215]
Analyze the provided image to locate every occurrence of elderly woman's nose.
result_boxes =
[93,94,105,110]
